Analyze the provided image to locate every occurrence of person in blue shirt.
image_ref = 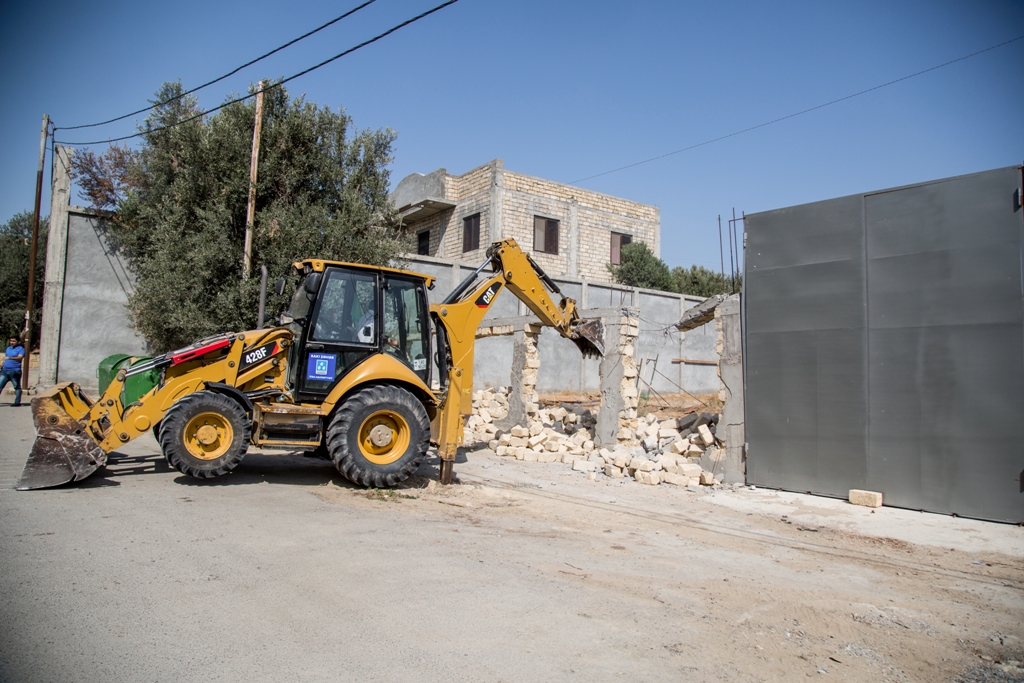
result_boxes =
[1,336,25,407]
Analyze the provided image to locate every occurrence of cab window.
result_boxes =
[383,276,430,384]
[311,270,377,345]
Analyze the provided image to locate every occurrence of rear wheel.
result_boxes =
[326,385,429,488]
[159,391,250,478]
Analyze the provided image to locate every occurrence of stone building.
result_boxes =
[391,159,660,282]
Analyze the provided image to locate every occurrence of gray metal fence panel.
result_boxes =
[745,166,1024,522]
[863,169,1024,520]
[746,194,868,495]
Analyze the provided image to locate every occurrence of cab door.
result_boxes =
[382,274,431,386]
[297,267,379,398]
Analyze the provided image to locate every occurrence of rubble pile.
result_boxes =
[465,391,725,487]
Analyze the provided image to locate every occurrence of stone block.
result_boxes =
[523,449,540,462]
[661,472,685,486]
[678,463,703,479]
[538,450,561,463]
[635,470,661,486]
[510,426,529,438]
[849,489,883,508]
[699,471,715,486]
[572,459,597,473]
[487,439,499,450]
[529,422,544,437]
[509,436,528,448]
[697,424,715,446]
[604,465,624,478]
[495,446,508,457]
[527,434,547,448]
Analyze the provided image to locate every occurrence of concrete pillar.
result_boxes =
[595,308,640,447]
[489,160,504,243]
[716,294,745,484]
[450,263,461,294]
[38,145,73,388]
[495,322,541,430]
[567,199,579,277]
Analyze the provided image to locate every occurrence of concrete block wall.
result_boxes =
[402,252,721,399]
[396,159,659,283]
[503,170,659,281]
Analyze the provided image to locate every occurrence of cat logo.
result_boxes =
[474,282,502,308]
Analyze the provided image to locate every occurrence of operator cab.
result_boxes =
[281,264,432,400]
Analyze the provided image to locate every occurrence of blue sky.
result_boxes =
[1,0,1021,273]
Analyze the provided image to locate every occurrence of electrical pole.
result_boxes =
[243,81,265,279]
[22,113,49,391]
[718,214,725,281]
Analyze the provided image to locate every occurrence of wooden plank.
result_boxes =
[671,358,719,366]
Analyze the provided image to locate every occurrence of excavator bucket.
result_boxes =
[570,319,605,358]
[16,383,107,490]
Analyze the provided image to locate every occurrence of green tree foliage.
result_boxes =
[671,265,738,297]
[74,81,404,352]
[607,241,675,292]
[0,211,47,343]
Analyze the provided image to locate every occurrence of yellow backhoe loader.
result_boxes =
[18,239,603,490]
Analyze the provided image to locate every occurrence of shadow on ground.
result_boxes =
[21,445,471,492]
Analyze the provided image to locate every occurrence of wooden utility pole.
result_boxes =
[243,81,265,279]
[22,113,49,390]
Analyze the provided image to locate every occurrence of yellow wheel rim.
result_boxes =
[183,412,234,460]
[358,410,410,465]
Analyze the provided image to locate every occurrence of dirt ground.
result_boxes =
[0,403,1022,683]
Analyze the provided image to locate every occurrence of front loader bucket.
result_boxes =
[16,383,107,490]
[570,319,605,358]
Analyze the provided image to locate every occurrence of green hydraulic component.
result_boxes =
[97,354,161,407]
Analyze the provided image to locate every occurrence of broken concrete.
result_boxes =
[716,294,745,485]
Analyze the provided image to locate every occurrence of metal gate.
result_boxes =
[744,166,1024,522]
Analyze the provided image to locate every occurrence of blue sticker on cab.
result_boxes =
[306,352,337,381]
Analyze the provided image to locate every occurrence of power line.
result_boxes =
[55,0,459,146]
[58,0,377,131]
[570,33,1024,185]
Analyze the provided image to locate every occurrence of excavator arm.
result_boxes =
[429,239,604,483]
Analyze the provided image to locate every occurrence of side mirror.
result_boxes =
[274,277,287,297]
[304,272,323,295]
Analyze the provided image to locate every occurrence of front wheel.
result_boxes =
[326,385,429,488]
[159,391,250,478]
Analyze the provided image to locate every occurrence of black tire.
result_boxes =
[152,420,172,464]
[326,384,429,488]
[159,391,250,478]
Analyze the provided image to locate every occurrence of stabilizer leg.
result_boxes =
[439,459,454,485]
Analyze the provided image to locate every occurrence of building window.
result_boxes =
[417,230,430,256]
[533,216,559,255]
[610,232,632,265]
[463,213,480,253]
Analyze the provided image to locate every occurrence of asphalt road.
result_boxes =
[1,402,1022,683]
